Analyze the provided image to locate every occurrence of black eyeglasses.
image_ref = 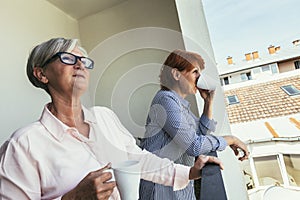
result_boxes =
[43,52,94,69]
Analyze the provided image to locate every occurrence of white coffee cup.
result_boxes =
[196,73,217,91]
[112,160,141,200]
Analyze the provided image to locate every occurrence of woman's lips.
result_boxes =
[195,78,199,86]
[73,73,85,78]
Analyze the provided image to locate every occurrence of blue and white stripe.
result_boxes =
[139,90,227,200]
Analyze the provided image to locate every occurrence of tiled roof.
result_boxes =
[224,74,300,124]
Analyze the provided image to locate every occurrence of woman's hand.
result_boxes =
[62,163,116,200]
[189,155,224,180]
[198,89,215,103]
[199,89,215,119]
[223,135,249,161]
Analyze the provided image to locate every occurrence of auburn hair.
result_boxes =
[160,49,205,90]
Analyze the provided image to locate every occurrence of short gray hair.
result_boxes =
[26,38,87,93]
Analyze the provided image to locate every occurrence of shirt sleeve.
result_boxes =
[199,114,217,134]
[0,138,41,199]
[152,95,226,156]
[106,108,191,191]
[131,149,191,191]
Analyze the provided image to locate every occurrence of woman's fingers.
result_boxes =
[206,155,224,170]
[198,155,224,170]
[95,181,116,193]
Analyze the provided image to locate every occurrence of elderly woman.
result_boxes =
[0,38,223,200]
[139,49,249,199]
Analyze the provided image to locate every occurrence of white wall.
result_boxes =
[0,0,79,144]
[80,0,187,137]
[175,0,249,199]
[78,0,182,52]
[230,73,243,84]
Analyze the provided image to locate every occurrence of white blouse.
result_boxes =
[0,104,190,199]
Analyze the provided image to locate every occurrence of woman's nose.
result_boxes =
[74,60,85,70]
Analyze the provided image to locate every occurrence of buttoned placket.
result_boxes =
[65,126,121,199]
[66,128,85,141]
[65,127,107,167]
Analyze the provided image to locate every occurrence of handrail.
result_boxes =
[245,137,300,144]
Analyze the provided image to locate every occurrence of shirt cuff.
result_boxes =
[200,114,217,132]
[173,164,190,191]
[217,136,227,151]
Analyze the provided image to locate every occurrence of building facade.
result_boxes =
[220,40,300,86]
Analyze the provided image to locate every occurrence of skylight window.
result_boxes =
[227,95,239,105]
[281,85,300,96]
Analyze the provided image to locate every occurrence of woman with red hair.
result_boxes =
[139,49,248,200]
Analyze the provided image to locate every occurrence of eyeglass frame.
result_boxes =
[42,52,94,69]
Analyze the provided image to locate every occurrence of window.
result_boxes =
[281,85,300,96]
[241,72,252,81]
[283,154,300,186]
[261,65,270,72]
[246,72,252,80]
[241,73,247,81]
[252,67,261,74]
[270,63,278,74]
[254,155,283,186]
[223,77,229,85]
[295,61,300,69]
[227,95,239,104]
[240,153,300,190]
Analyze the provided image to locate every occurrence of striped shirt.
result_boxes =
[139,90,227,200]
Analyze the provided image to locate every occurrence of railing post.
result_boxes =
[199,151,227,200]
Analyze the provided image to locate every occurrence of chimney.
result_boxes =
[227,56,233,65]
[268,45,276,54]
[275,46,281,52]
[292,39,300,46]
[252,51,259,59]
[245,53,252,61]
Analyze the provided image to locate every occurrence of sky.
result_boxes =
[202,0,300,66]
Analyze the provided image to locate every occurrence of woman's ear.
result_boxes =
[33,67,48,84]
[171,68,181,81]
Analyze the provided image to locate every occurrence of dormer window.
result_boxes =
[295,61,300,69]
[281,85,300,96]
[261,65,270,72]
[223,77,229,85]
[227,95,239,105]
[241,72,252,81]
